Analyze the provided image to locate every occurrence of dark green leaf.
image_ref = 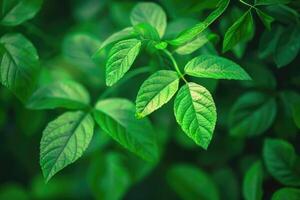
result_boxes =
[256,9,274,30]
[255,0,291,5]
[174,82,217,149]
[271,188,300,200]
[184,55,251,80]
[243,161,264,200]
[229,92,277,137]
[40,111,95,182]
[136,70,179,118]
[27,80,90,110]
[263,138,300,186]
[0,33,39,102]
[223,10,254,52]
[93,98,159,162]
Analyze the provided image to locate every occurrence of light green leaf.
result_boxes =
[271,188,300,200]
[255,0,291,5]
[256,9,274,30]
[263,139,300,186]
[26,80,90,110]
[93,98,159,162]
[229,92,277,137]
[175,32,218,55]
[88,152,131,200]
[168,0,229,46]
[243,161,264,200]
[167,164,220,200]
[93,27,137,55]
[184,55,251,80]
[223,10,254,52]
[106,38,141,86]
[0,33,39,102]
[274,26,300,68]
[136,70,179,118]
[40,111,95,182]
[130,2,167,38]
[174,82,217,149]
[0,0,43,26]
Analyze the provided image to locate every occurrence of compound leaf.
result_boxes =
[136,70,179,118]
[93,98,159,162]
[106,39,141,86]
[174,82,217,149]
[40,111,95,182]
[0,33,39,102]
[130,2,167,38]
[263,138,300,186]
[229,92,277,137]
[27,80,90,110]
[0,0,43,26]
[184,55,251,80]
[243,161,264,200]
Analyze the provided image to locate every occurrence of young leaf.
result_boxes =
[0,0,43,26]
[175,32,218,55]
[93,27,137,55]
[223,10,254,52]
[274,26,300,68]
[40,111,95,182]
[184,55,251,80]
[106,39,141,86]
[0,33,39,102]
[271,188,300,200]
[263,139,300,186]
[93,98,159,162]
[256,9,274,30]
[135,70,179,118]
[243,161,264,200]
[174,82,217,149]
[168,0,230,46]
[167,164,220,200]
[255,0,291,5]
[133,23,160,41]
[229,92,277,137]
[130,2,167,38]
[26,80,90,110]
[88,152,131,200]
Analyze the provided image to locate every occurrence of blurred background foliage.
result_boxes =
[0,0,300,199]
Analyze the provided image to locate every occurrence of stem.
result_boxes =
[239,0,255,9]
[161,49,187,83]
[97,67,153,101]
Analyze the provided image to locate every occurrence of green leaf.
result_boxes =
[93,98,159,162]
[168,0,229,46]
[184,55,251,80]
[133,22,160,41]
[258,26,283,59]
[263,138,300,186]
[0,33,39,102]
[256,9,274,30]
[229,92,277,137]
[174,82,217,149]
[135,70,179,118]
[223,10,254,52]
[167,164,220,200]
[26,80,90,110]
[243,161,264,200]
[0,0,43,26]
[255,0,291,5]
[274,26,300,68]
[271,188,300,200]
[106,38,141,86]
[130,2,167,38]
[88,152,131,200]
[93,27,137,55]
[175,31,218,55]
[40,111,95,182]
[279,91,300,129]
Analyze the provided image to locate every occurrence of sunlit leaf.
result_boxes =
[174,82,217,149]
